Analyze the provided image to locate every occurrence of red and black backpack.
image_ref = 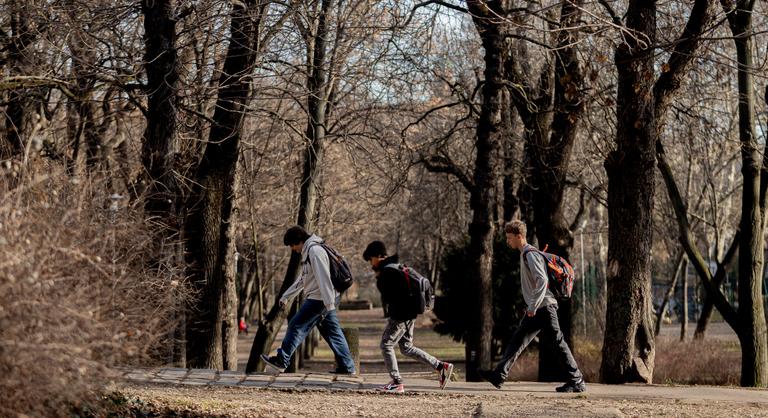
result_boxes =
[522,245,575,300]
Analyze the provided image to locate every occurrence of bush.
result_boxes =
[432,235,525,352]
[652,337,741,385]
[555,335,740,385]
[0,170,187,417]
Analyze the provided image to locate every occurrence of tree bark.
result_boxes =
[722,0,768,387]
[2,1,35,161]
[463,0,506,381]
[185,0,263,370]
[600,0,657,384]
[140,0,184,366]
[141,0,179,222]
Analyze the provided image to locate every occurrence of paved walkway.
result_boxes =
[122,368,768,404]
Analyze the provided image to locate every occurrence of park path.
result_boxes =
[126,309,766,407]
[121,367,768,405]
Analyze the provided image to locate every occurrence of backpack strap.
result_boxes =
[304,241,331,266]
[522,246,549,273]
[304,241,320,263]
[403,265,412,291]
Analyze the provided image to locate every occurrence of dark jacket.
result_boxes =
[376,255,418,321]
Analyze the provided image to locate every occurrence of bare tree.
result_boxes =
[654,0,767,386]
[600,0,658,384]
[246,0,380,373]
[504,0,587,381]
[185,0,280,370]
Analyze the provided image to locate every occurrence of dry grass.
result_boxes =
[653,337,741,385]
[0,166,187,417]
[500,335,740,385]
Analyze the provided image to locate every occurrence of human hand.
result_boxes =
[526,310,535,317]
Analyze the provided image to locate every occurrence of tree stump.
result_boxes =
[342,327,359,374]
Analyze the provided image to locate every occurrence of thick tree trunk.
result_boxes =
[140,0,184,366]
[141,0,179,221]
[600,0,657,384]
[245,0,333,373]
[185,0,261,370]
[465,3,505,381]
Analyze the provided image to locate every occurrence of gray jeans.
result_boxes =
[494,304,582,382]
[380,318,440,381]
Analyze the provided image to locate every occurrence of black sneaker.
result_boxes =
[260,354,286,373]
[477,368,504,389]
[556,378,586,393]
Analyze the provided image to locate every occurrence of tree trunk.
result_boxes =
[600,0,657,384]
[2,1,34,161]
[724,0,768,387]
[245,252,301,373]
[464,2,505,381]
[185,0,262,370]
[680,258,688,341]
[693,232,739,338]
[245,0,333,373]
[140,0,185,367]
[141,0,179,222]
[655,253,686,336]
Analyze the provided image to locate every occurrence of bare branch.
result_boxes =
[597,0,622,26]
[421,154,474,191]
[0,75,76,99]
[402,0,468,28]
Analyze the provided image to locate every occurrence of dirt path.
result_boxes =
[132,308,761,417]
[118,382,768,417]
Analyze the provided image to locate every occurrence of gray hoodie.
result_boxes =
[280,234,339,311]
[521,243,557,314]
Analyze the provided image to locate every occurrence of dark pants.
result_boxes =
[494,304,582,382]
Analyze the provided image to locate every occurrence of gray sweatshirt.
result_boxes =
[521,243,557,314]
[280,234,339,311]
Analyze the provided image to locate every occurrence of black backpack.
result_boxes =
[384,263,435,314]
[309,242,354,293]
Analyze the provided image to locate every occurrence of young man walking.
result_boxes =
[363,240,453,393]
[261,226,356,374]
[478,220,586,393]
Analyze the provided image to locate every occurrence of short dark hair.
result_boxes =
[362,240,387,261]
[283,225,310,246]
[504,220,526,236]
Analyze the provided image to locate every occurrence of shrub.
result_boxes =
[652,337,740,385]
[0,169,187,417]
[563,336,740,385]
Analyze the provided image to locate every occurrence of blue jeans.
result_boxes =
[275,298,355,372]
